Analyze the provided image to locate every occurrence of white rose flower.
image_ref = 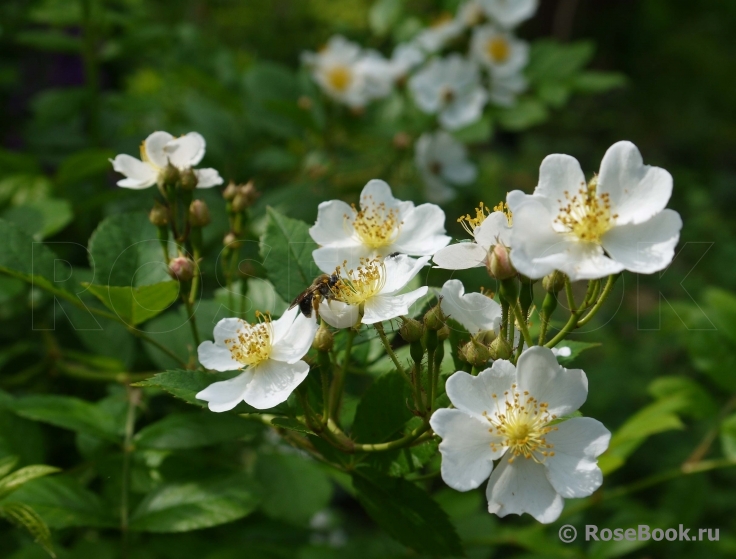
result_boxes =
[440,279,501,335]
[471,25,529,76]
[507,141,683,281]
[457,1,488,28]
[415,131,477,203]
[310,179,451,273]
[430,346,610,523]
[408,55,488,130]
[433,203,512,270]
[489,71,527,107]
[302,36,392,108]
[414,14,465,53]
[387,43,425,81]
[479,0,538,29]
[318,254,430,328]
[196,307,318,411]
[110,131,223,189]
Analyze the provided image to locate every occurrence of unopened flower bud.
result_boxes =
[180,168,198,190]
[148,204,168,227]
[158,163,180,188]
[437,324,450,342]
[232,181,259,212]
[312,323,334,352]
[393,131,411,150]
[223,181,239,201]
[399,317,424,343]
[189,199,211,227]
[489,336,512,360]
[168,256,196,282]
[223,232,242,249]
[542,270,567,293]
[460,338,491,367]
[489,244,516,280]
[424,303,446,331]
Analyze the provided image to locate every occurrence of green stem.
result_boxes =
[577,273,619,327]
[564,276,577,313]
[510,302,533,349]
[318,349,332,425]
[500,300,509,341]
[182,290,201,348]
[329,328,356,421]
[56,361,154,384]
[374,322,410,383]
[120,387,139,558]
[352,421,431,453]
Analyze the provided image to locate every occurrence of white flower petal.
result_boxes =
[598,141,673,225]
[439,87,488,130]
[213,317,245,345]
[362,287,428,324]
[444,362,516,421]
[433,243,488,270]
[197,341,242,372]
[144,131,174,168]
[196,370,254,412]
[544,417,610,498]
[360,179,412,215]
[430,408,504,491]
[486,453,564,524]
[440,279,501,334]
[270,306,299,344]
[194,168,223,188]
[165,132,206,169]
[601,209,682,274]
[380,255,430,295]
[443,159,477,185]
[310,200,357,247]
[110,155,157,189]
[474,212,513,250]
[516,346,587,418]
[479,0,538,28]
[312,244,372,274]
[535,153,587,204]
[242,359,310,410]
[392,204,451,255]
[318,300,360,329]
[270,311,319,364]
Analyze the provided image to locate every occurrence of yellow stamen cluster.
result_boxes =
[493,200,513,226]
[553,176,616,243]
[325,65,352,92]
[224,312,273,367]
[483,384,557,463]
[350,199,402,249]
[486,37,511,63]
[332,258,386,306]
[458,202,490,236]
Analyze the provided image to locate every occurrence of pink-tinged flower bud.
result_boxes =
[489,335,512,360]
[542,270,567,293]
[312,322,334,352]
[168,256,196,282]
[399,316,424,343]
[489,243,516,280]
[180,168,198,190]
[148,204,168,227]
[459,338,491,367]
[189,199,211,227]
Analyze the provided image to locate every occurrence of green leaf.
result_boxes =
[0,502,55,557]
[451,114,493,144]
[129,474,261,532]
[703,287,736,346]
[260,207,319,303]
[83,281,180,326]
[352,467,463,556]
[527,40,595,82]
[554,341,601,365]
[269,416,315,435]
[8,395,121,442]
[88,212,170,287]
[0,218,58,288]
[573,71,627,92]
[369,0,404,36]
[0,456,19,479]
[352,372,413,443]
[133,369,242,408]
[2,199,73,240]
[2,476,114,529]
[496,99,548,131]
[0,465,60,500]
[720,414,736,460]
[134,412,260,450]
[648,376,717,419]
[256,453,332,526]
[55,148,116,188]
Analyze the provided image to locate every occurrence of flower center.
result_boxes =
[440,86,456,104]
[350,200,401,249]
[332,259,386,306]
[483,384,557,463]
[486,37,510,63]
[553,177,616,243]
[326,65,352,92]
[458,202,490,237]
[429,161,443,175]
[224,312,273,367]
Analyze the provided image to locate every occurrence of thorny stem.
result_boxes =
[685,393,736,465]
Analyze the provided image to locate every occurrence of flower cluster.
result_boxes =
[111,131,681,526]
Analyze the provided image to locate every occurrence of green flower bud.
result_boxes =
[399,316,424,343]
[232,181,259,212]
[168,255,196,282]
[223,181,239,201]
[424,303,446,331]
[189,199,211,227]
[459,338,491,368]
[312,323,334,352]
[148,203,168,227]
[542,270,567,293]
[180,168,198,190]
[489,244,516,280]
[437,324,450,342]
[489,336,512,360]
[158,163,180,188]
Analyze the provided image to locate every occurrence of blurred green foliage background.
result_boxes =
[1,0,736,558]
